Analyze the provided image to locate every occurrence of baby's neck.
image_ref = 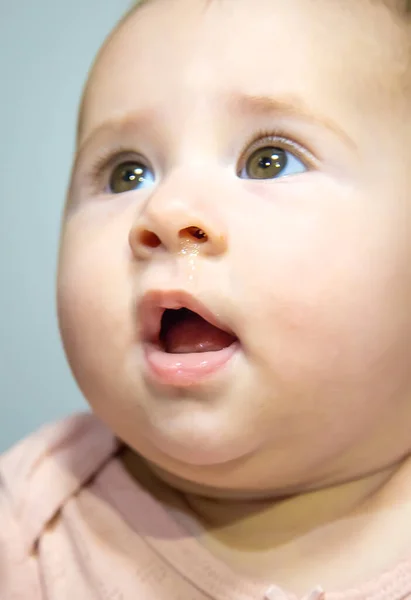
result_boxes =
[179,466,406,594]
[122,450,411,595]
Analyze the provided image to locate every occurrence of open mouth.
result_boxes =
[139,291,239,386]
[159,307,237,354]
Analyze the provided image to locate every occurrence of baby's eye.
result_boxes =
[109,161,155,194]
[239,146,307,180]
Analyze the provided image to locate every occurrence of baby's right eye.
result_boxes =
[109,161,155,194]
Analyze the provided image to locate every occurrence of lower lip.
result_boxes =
[143,342,239,387]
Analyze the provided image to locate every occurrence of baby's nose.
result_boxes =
[139,225,208,249]
[129,220,227,259]
[128,197,228,259]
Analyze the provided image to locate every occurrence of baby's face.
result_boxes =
[58,0,411,496]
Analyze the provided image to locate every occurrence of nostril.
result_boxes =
[139,230,161,249]
[180,226,208,243]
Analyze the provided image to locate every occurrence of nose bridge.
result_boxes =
[129,169,228,258]
[149,189,196,233]
[147,170,208,235]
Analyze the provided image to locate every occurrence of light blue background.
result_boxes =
[0,0,132,452]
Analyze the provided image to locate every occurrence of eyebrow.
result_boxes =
[225,92,357,150]
[74,91,356,167]
[74,108,156,169]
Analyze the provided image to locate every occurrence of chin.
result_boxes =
[142,416,256,468]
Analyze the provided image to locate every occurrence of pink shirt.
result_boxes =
[1,413,411,600]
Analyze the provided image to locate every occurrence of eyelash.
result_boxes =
[237,128,318,173]
[84,130,317,191]
[86,145,147,191]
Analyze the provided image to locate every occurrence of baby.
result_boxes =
[2,0,411,598]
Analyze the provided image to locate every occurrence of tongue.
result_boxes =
[163,312,237,354]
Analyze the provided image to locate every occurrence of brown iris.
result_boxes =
[109,162,149,194]
[245,147,287,180]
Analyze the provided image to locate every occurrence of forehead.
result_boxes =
[78,0,407,147]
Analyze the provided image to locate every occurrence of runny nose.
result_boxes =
[129,218,227,259]
[139,226,209,250]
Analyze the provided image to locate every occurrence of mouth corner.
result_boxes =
[138,294,166,345]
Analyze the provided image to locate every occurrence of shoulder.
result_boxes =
[0,412,120,552]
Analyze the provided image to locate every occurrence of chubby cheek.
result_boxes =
[57,218,136,398]
[231,181,411,411]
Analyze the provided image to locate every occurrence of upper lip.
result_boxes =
[138,290,235,344]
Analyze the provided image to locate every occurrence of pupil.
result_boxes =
[259,157,273,170]
[124,167,143,181]
[257,151,284,173]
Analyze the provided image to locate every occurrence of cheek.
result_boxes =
[57,220,134,380]
[230,181,411,389]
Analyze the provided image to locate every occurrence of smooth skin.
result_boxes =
[58,0,411,594]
